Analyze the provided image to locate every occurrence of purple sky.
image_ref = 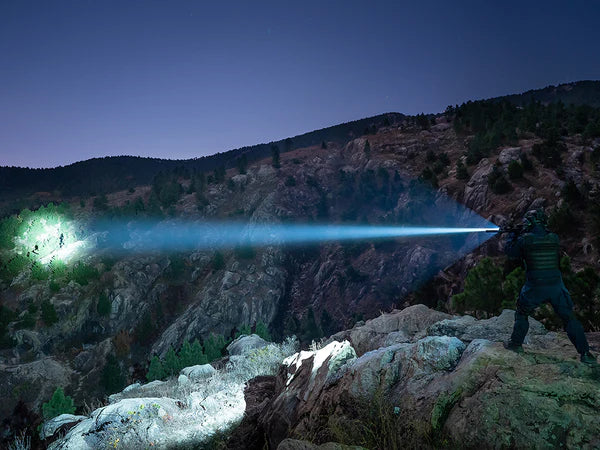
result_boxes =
[1,1,599,169]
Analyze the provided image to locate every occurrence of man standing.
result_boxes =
[504,210,597,365]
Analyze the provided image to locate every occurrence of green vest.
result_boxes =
[522,231,560,272]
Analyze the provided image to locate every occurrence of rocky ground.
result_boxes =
[234,305,600,449]
[40,305,600,449]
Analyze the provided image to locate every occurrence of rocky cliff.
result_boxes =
[234,305,600,449]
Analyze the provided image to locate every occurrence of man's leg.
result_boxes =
[509,287,535,347]
[551,286,590,356]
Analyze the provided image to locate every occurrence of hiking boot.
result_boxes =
[580,352,598,366]
[504,341,524,353]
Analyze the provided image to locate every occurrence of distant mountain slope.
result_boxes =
[0,113,404,200]
[494,80,600,107]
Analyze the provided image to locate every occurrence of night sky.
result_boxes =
[1,1,599,169]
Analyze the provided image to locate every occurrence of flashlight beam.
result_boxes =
[103,221,499,252]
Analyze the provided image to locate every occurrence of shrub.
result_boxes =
[146,356,165,382]
[531,138,566,168]
[97,293,111,316]
[42,387,76,420]
[271,145,281,168]
[211,252,225,271]
[452,258,504,317]
[487,166,511,194]
[507,160,524,180]
[456,162,469,180]
[548,204,574,234]
[561,179,584,208]
[501,267,525,309]
[71,262,99,285]
[102,354,126,394]
[41,300,58,326]
[284,176,296,187]
[520,153,534,171]
[31,262,49,281]
[255,322,271,341]
[204,333,228,362]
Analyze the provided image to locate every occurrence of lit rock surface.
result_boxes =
[40,414,87,440]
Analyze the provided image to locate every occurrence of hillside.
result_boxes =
[2,87,600,448]
[494,80,600,108]
[0,113,404,215]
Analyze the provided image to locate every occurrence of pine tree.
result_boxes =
[190,339,207,365]
[163,346,181,377]
[147,356,165,381]
[255,321,271,341]
[97,293,111,316]
[271,145,281,169]
[178,339,194,369]
[101,354,126,394]
[236,155,248,174]
[204,334,227,362]
[42,387,76,420]
[41,300,58,326]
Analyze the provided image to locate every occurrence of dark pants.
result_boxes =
[510,278,590,355]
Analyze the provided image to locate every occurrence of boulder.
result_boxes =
[49,398,182,449]
[180,364,216,380]
[498,147,521,165]
[426,309,547,344]
[227,334,270,356]
[328,304,453,355]
[40,413,87,440]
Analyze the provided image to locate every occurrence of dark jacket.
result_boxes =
[505,224,561,283]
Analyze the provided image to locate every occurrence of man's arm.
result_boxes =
[504,232,523,260]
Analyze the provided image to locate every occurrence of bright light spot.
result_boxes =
[40,240,85,264]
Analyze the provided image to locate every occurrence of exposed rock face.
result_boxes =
[327,304,453,355]
[0,358,75,420]
[463,158,493,212]
[249,305,600,449]
[498,147,522,165]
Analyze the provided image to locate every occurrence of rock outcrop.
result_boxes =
[237,305,600,449]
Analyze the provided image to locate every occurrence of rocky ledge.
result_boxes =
[234,305,600,450]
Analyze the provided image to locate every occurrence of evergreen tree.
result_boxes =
[42,387,76,420]
[97,293,111,316]
[236,155,248,174]
[41,300,58,326]
[204,333,227,362]
[211,251,225,271]
[147,356,165,381]
[255,321,271,341]
[178,339,193,368]
[163,346,181,377]
[101,354,126,394]
[271,145,281,168]
[451,258,504,317]
[190,339,207,365]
